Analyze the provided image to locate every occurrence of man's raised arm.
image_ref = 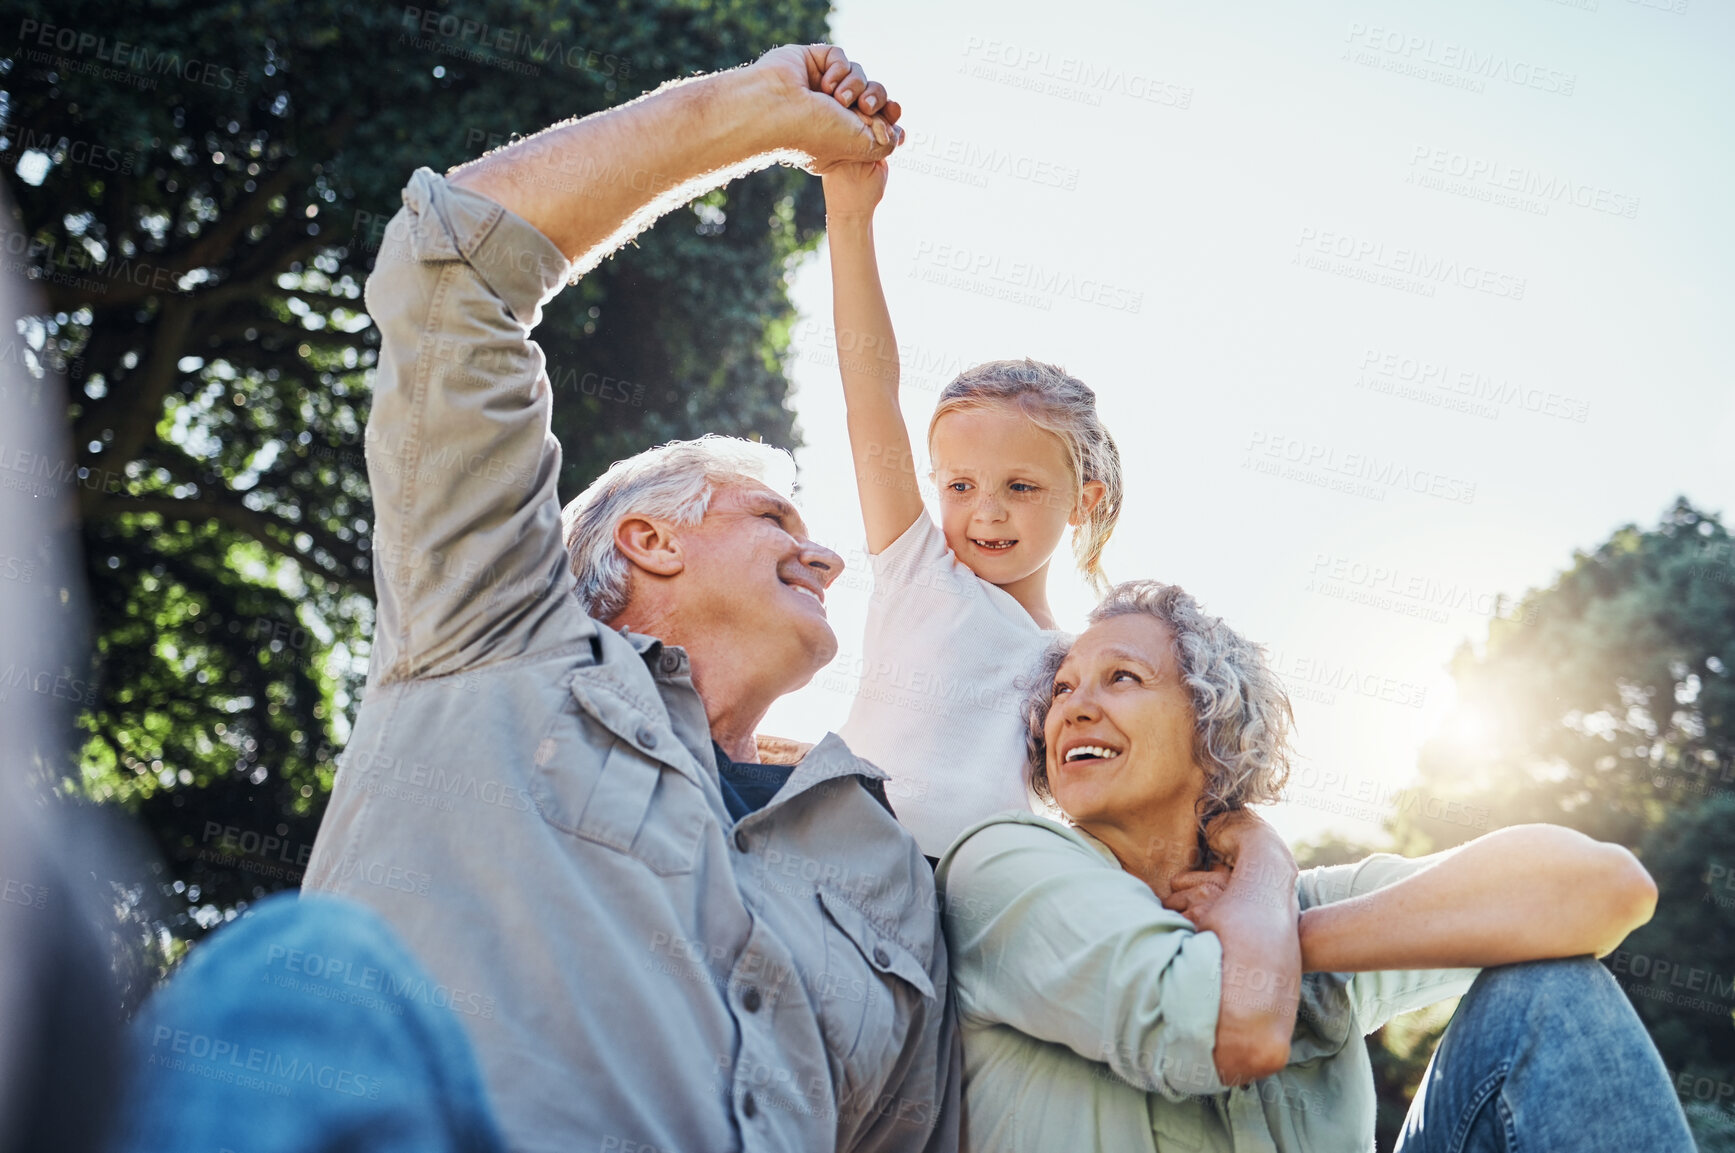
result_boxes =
[448,45,904,275]
[359,46,901,683]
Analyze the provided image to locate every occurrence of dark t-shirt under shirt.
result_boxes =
[711,741,900,827]
[713,742,796,822]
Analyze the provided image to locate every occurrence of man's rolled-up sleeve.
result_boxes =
[942,821,1231,1100]
[362,167,575,681]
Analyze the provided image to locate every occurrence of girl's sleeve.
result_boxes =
[869,513,956,583]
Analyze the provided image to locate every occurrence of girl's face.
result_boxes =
[929,405,1098,589]
[1043,612,1207,844]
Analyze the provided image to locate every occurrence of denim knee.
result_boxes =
[115,892,505,1153]
[1471,955,1612,996]
[1458,955,1631,1034]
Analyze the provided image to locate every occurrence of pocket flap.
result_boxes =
[817,888,936,1001]
[532,728,657,855]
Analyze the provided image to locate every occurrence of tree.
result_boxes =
[1393,497,1733,856]
[1386,497,1735,1145]
[2,0,830,959]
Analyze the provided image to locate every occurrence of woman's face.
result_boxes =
[1045,612,1207,844]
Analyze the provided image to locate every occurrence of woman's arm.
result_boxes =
[821,164,925,552]
[1298,824,1658,973]
[1164,813,1302,1084]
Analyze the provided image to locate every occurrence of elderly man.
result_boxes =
[303,45,958,1153]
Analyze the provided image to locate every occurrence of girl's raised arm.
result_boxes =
[822,164,925,553]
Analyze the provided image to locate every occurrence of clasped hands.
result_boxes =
[1164,808,1301,931]
[749,45,903,213]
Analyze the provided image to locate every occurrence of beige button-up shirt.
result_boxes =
[937,812,1477,1153]
[303,169,960,1153]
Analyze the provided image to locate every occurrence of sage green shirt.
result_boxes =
[935,812,1477,1153]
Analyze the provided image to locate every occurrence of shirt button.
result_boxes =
[742,1092,758,1119]
[734,829,749,852]
[659,651,681,674]
[742,986,762,1013]
[873,945,891,968]
[636,725,658,749]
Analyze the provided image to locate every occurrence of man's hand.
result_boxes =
[750,45,904,173]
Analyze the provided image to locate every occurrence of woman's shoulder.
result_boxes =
[945,808,1096,851]
[935,811,1115,891]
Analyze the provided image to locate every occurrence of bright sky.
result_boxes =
[761,0,1735,847]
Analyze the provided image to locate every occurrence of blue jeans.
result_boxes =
[1396,957,1693,1153]
[110,893,505,1153]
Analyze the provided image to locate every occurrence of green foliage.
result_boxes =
[1625,793,1735,1089]
[1686,1101,1735,1153]
[1380,497,1735,1148]
[1366,1006,1453,1151]
[1291,834,1375,870]
[2,0,829,954]
[1394,497,1733,854]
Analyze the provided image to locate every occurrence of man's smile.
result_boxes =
[783,576,827,610]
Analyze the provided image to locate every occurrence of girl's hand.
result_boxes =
[822,160,890,219]
[1202,807,1287,868]
[1164,865,1234,927]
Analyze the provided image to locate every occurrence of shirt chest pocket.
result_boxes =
[813,887,936,1109]
[529,708,707,876]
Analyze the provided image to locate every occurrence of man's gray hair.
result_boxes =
[1023,580,1294,839]
[560,435,796,622]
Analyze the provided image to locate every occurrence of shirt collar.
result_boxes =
[618,628,692,680]
[1069,822,1126,868]
[735,733,890,826]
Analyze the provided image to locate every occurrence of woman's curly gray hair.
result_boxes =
[1023,580,1294,850]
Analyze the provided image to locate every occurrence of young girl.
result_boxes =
[822,160,1124,858]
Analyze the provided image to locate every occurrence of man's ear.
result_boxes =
[1070,480,1108,527]
[613,516,685,578]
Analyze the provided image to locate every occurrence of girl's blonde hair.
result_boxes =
[927,358,1123,594]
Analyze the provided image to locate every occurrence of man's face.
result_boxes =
[673,480,843,688]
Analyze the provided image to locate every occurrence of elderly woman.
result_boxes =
[936,581,1693,1153]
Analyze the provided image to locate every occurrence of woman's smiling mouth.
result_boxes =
[1059,741,1124,767]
